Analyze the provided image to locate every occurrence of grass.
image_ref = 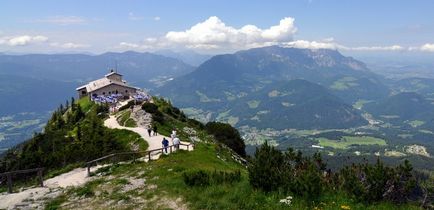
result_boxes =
[44,195,67,210]
[110,128,149,151]
[77,96,93,113]
[45,162,83,179]
[116,110,137,127]
[318,136,387,149]
[43,142,422,209]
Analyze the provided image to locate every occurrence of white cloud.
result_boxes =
[154,16,161,21]
[420,43,434,52]
[346,45,404,51]
[283,40,339,50]
[0,35,48,46]
[164,16,297,50]
[283,40,405,52]
[50,42,89,49]
[32,16,86,25]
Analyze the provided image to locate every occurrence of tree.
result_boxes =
[205,122,246,157]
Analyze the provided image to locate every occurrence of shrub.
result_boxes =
[142,103,164,123]
[183,170,242,187]
[248,142,286,192]
[183,170,210,187]
[205,122,246,157]
[118,100,135,112]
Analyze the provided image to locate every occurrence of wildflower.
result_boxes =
[341,205,351,210]
[279,195,293,206]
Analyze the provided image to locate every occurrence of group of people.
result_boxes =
[161,129,181,154]
[147,125,158,137]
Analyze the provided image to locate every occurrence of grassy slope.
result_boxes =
[318,136,387,149]
[47,142,420,210]
[44,98,421,209]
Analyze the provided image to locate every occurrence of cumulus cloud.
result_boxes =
[283,40,405,52]
[0,35,48,46]
[420,43,434,52]
[164,16,297,50]
[154,16,161,21]
[50,42,89,49]
[32,16,86,25]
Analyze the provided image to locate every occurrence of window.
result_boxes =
[103,92,105,95]
[81,91,86,95]
[125,90,128,93]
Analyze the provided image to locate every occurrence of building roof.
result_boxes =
[105,71,123,77]
[76,76,137,92]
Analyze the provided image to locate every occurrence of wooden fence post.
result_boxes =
[170,145,172,153]
[6,173,12,193]
[148,151,151,161]
[87,164,91,177]
[37,169,44,187]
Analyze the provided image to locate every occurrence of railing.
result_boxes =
[0,168,44,193]
[85,143,193,176]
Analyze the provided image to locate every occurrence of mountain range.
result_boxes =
[157,46,391,129]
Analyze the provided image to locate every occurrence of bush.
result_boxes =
[205,122,246,157]
[142,102,164,123]
[248,142,287,192]
[183,170,210,187]
[118,100,135,112]
[183,170,242,187]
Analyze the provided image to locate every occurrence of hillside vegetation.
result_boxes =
[0,97,148,174]
[38,97,433,209]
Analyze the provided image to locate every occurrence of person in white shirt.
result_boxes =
[173,137,180,151]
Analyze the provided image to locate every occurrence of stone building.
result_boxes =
[76,70,138,99]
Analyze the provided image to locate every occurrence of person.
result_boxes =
[153,124,158,136]
[171,129,177,140]
[147,126,152,137]
[162,137,169,154]
[173,137,180,151]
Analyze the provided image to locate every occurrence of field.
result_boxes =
[318,136,387,149]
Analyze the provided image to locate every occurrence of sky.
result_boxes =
[1,0,434,55]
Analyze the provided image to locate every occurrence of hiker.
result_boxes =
[153,124,158,136]
[171,129,177,140]
[147,126,152,137]
[173,137,180,151]
[162,137,169,154]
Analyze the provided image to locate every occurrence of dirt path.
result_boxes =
[104,113,192,152]
[0,166,104,209]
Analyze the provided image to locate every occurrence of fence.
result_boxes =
[85,143,193,176]
[0,168,44,193]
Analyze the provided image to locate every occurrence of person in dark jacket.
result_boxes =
[162,137,169,154]
[153,124,158,136]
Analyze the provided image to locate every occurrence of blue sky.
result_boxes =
[1,0,434,54]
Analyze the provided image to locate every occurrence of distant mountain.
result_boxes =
[365,92,434,121]
[157,46,377,129]
[392,78,434,98]
[0,74,77,116]
[229,79,367,129]
[0,51,195,88]
[154,49,213,66]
